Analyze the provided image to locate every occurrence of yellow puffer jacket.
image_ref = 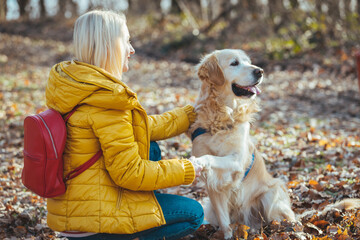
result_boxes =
[45,61,196,234]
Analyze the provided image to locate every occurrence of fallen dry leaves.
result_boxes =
[1,21,360,240]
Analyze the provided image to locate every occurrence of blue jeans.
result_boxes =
[67,142,203,240]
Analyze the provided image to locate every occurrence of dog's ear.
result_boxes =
[197,54,225,86]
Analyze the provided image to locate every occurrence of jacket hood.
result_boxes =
[46,61,139,114]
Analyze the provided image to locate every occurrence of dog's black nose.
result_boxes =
[253,68,264,79]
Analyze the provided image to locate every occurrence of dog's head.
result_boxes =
[197,49,263,99]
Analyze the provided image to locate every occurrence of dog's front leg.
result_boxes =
[206,122,251,168]
[207,187,233,239]
[192,154,245,187]
[232,122,251,168]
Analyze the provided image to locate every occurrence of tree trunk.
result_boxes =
[200,0,209,23]
[289,0,299,9]
[57,0,66,17]
[234,0,247,21]
[128,0,160,15]
[202,0,232,33]
[39,0,46,19]
[246,0,259,19]
[218,1,244,41]
[268,0,276,21]
[128,0,142,14]
[176,0,199,29]
[341,0,351,29]
[0,0,6,21]
[315,0,322,13]
[343,0,351,18]
[170,0,181,14]
[68,0,78,18]
[268,0,286,31]
[17,0,29,19]
[268,0,284,23]
[209,0,222,20]
[328,0,340,20]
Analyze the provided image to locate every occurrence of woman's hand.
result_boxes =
[189,156,203,178]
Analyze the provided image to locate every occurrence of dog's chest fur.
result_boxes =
[204,122,250,157]
[191,98,259,158]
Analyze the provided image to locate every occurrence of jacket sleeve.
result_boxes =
[148,105,196,141]
[89,109,195,191]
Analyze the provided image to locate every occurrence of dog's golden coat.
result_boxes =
[189,49,295,239]
[189,49,360,239]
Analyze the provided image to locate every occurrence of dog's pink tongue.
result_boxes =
[245,86,261,95]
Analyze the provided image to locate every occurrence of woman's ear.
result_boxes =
[197,54,225,86]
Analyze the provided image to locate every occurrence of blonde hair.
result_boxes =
[73,10,127,78]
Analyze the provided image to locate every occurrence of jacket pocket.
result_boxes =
[116,188,124,209]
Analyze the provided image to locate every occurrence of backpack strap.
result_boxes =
[64,105,81,122]
[63,105,103,183]
[64,150,102,182]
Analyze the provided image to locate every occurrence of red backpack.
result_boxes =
[22,106,102,198]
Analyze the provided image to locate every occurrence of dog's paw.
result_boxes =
[189,156,202,167]
[223,226,233,240]
[189,155,209,168]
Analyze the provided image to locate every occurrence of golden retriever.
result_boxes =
[189,49,295,239]
[189,49,360,239]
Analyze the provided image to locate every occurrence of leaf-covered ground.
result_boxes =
[1,21,360,239]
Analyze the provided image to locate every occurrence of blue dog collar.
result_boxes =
[191,127,207,141]
[242,153,255,181]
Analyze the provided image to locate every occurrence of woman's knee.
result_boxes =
[190,199,204,229]
[156,193,204,227]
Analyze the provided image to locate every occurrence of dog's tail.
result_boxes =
[298,198,360,220]
[321,198,360,212]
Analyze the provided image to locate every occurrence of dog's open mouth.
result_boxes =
[232,83,261,97]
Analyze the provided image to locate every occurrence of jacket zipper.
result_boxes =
[152,191,166,225]
[116,188,123,209]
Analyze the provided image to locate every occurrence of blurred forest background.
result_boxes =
[1,0,360,239]
[1,0,360,65]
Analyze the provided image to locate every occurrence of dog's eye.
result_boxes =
[230,60,239,66]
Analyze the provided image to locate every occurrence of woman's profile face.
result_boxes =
[121,26,135,73]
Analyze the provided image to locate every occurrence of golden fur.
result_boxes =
[190,49,360,239]
[189,49,295,239]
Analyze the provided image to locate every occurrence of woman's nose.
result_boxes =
[130,45,135,55]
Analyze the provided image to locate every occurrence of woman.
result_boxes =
[45,10,203,240]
